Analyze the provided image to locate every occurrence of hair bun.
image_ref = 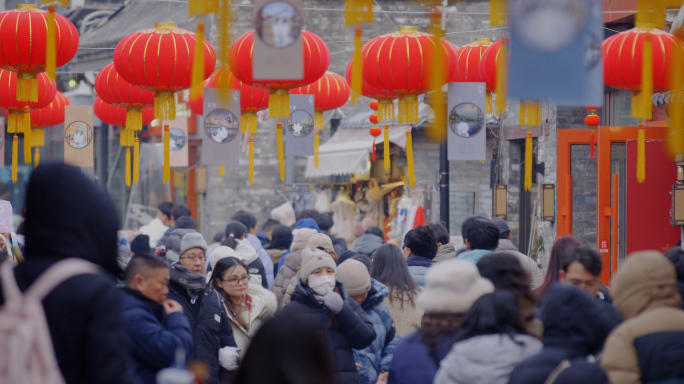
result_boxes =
[229,233,235,238]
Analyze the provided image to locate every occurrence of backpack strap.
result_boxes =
[544,359,572,384]
[0,260,22,304]
[25,258,100,302]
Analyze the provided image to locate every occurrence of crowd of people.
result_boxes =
[3,162,684,384]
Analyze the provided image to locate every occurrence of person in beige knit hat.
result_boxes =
[272,227,317,307]
[337,259,400,384]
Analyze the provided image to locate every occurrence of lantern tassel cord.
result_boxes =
[126,109,143,131]
[125,147,131,188]
[399,95,418,124]
[133,136,140,184]
[371,138,376,162]
[163,125,170,184]
[11,135,18,183]
[249,137,254,184]
[524,130,532,191]
[589,130,595,159]
[277,122,285,182]
[384,124,390,171]
[406,130,415,188]
[190,22,205,103]
[155,92,176,121]
[634,32,653,121]
[220,166,225,176]
[519,102,528,126]
[668,29,684,156]
[17,74,37,103]
[269,91,289,119]
[314,111,324,131]
[495,40,508,115]
[351,25,363,105]
[34,148,39,169]
[314,131,319,168]
[241,113,257,134]
[637,125,646,183]
[486,91,493,115]
[46,5,57,82]
[23,124,31,165]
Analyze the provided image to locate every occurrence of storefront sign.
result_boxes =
[253,0,304,80]
[201,88,241,167]
[64,106,94,167]
[599,238,609,253]
[447,82,486,161]
[286,94,315,157]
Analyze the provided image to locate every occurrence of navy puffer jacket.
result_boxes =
[282,279,376,384]
[509,284,620,384]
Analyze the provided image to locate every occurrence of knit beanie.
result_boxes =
[336,259,371,297]
[210,245,239,271]
[417,259,494,314]
[300,247,337,284]
[308,233,334,254]
[295,218,321,232]
[166,228,193,262]
[130,234,151,255]
[180,232,208,255]
[290,228,318,252]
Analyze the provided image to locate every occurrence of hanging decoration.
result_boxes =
[362,26,455,124]
[344,0,373,106]
[95,63,155,132]
[425,9,453,142]
[228,30,330,118]
[480,37,510,115]
[0,69,55,178]
[345,59,398,122]
[0,4,78,101]
[584,105,600,159]
[215,0,234,102]
[452,38,494,113]
[276,122,285,181]
[188,0,219,16]
[668,27,684,158]
[406,130,415,188]
[369,114,381,162]
[524,131,533,191]
[30,91,69,166]
[114,22,217,121]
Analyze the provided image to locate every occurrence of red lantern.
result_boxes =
[369,114,379,125]
[228,30,330,118]
[206,66,270,134]
[361,26,455,123]
[369,121,382,162]
[0,4,78,102]
[585,105,601,159]
[31,91,69,129]
[0,69,55,134]
[94,97,153,146]
[95,62,155,131]
[453,38,494,113]
[187,80,208,116]
[113,22,217,120]
[291,71,350,130]
[345,59,397,122]
[369,100,378,111]
[479,38,509,94]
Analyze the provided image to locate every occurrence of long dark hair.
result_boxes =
[370,243,419,308]
[458,291,525,341]
[267,225,293,250]
[234,311,336,384]
[222,221,248,250]
[419,313,465,356]
[538,236,582,298]
[477,252,537,306]
[210,256,250,331]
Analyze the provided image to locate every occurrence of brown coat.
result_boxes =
[383,288,424,337]
[601,251,684,384]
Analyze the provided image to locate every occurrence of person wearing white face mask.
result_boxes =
[281,247,377,384]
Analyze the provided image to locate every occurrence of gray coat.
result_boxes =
[272,249,302,308]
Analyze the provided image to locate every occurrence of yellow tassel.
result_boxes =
[637,126,646,183]
[406,130,415,189]
[126,108,143,131]
[653,0,666,28]
[241,112,257,134]
[7,112,15,134]
[490,0,507,27]
[11,135,18,183]
[314,131,319,168]
[249,137,254,184]
[314,111,324,131]
[23,124,31,164]
[163,125,170,184]
[635,0,655,29]
[519,102,528,126]
[425,27,446,142]
[379,99,395,122]
[120,129,133,147]
[636,32,653,121]
[351,26,363,105]
[125,147,131,187]
[277,122,285,182]
[398,95,418,124]
[219,166,225,175]
[46,5,56,82]
[191,23,205,103]
[486,91,493,114]
[631,92,640,118]
[133,136,140,184]
[534,102,542,125]
[384,124,390,171]
[155,92,176,120]
[34,148,39,169]
[32,129,45,147]
[345,0,373,26]
[524,130,532,191]
[496,39,508,115]
[269,91,289,119]
[14,106,29,134]
[668,32,684,156]
[217,0,232,102]
[16,73,37,103]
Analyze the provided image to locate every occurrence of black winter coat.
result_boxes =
[247,257,268,289]
[282,280,376,384]
[509,284,620,384]
[167,281,237,384]
[0,162,136,384]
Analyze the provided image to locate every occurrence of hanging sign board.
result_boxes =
[447,83,486,161]
[201,88,241,167]
[286,94,315,157]
[64,106,94,167]
[253,0,304,80]
[163,116,189,167]
[508,0,599,106]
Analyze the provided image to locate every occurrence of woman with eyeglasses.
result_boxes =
[166,229,238,384]
[209,256,277,359]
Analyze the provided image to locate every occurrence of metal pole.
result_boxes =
[439,141,449,230]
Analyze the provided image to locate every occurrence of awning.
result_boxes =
[305,126,408,178]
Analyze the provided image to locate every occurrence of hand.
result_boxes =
[218,346,241,370]
[322,291,344,314]
[355,363,362,371]
[162,299,183,315]
[376,371,389,384]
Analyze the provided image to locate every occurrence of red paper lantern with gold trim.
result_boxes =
[0,69,55,134]
[113,22,216,121]
[228,30,330,118]
[94,97,153,145]
[345,59,397,122]
[0,4,78,102]
[31,91,69,129]
[291,71,350,130]
[452,38,494,113]
[361,26,455,124]
[95,63,155,131]
[479,38,509,94]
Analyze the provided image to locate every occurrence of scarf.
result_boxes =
[170,261,206,302]
[406,255,433,268]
